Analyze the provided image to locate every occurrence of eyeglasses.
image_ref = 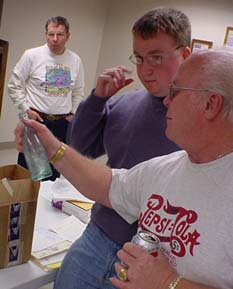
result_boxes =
[169,85,210,100]
[129,46,183,66]
[47,32,66,38]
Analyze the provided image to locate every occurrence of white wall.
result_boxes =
[0,0,108,142]
[1,0,233,143]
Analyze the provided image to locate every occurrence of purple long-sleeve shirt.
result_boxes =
[68,89,180,244]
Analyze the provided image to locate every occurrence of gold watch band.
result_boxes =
[168,276,182,289]
[49,142,68,165]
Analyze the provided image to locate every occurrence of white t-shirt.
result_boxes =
[110,150,233,289]
[8,44,85,114]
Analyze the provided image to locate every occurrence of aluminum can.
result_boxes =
[131,230,160,257]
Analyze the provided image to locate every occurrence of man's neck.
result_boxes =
[187,122,233,164]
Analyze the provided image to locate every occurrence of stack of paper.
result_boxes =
[51,177,94,223]
[32,227,72,271]
[62,200,93,224]
[31,215,87,271]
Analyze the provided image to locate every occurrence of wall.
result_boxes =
[0,0,108,143]
[96,0,233,93]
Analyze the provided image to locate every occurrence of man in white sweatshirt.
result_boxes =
[8,16,84,180]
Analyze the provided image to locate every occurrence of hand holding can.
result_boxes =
[117,231,160,281]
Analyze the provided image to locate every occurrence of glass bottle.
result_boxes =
[19,112,52,181]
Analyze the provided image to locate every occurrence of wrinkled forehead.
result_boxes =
[47,23,66,33]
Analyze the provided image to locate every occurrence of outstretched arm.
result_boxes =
[15,119,112,207]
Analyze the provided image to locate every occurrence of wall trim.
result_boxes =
[0,141,15,150]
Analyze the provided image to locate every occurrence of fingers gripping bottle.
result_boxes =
[19,112,52,181]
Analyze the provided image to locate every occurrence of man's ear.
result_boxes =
[66,32,70,41]
[204,93,224,120]
[182,46,191,60]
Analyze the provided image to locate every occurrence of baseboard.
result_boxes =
[0,141,15,150]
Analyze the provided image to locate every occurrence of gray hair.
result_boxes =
[188,49,233,122]
[45,16,70,33]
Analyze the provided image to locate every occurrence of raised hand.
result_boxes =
[94,66,134,98]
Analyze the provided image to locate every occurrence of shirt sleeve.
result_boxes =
[109,167,143,224]
[8,51,32,112]
[71,57,85,114]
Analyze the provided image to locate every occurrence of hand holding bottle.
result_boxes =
[18,113,52,181]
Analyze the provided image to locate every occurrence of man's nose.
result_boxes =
[140,61,155,75]
[51,34,58,41]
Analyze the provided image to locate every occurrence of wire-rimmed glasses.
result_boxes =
[169,85,210,100]
[129,46,183,66]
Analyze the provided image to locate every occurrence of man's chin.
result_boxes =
[146,86,168,97]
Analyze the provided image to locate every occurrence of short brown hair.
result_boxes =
[132,7,191,47]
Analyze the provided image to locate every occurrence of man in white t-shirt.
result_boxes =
[15,49,233,289]
[8,16,84,180]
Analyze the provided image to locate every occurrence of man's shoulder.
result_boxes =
[155,150,186,163]
[24,44,47,56]
[65,48,81,60]
[142,150,186,170]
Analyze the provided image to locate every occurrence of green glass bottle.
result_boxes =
[19,112,52,181]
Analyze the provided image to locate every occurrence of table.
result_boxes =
[0,181,71,289]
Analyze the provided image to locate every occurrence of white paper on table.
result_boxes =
[36,251,67,266]
[39,180,55,201]
[51,176,94,203]
[32,226,67,252]
[50,215,87,242]
[32,226,72,269]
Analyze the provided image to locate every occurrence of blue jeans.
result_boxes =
[53,221,121,289]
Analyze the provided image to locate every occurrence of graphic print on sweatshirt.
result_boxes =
[138,193,200,262]
[40,64,72,97]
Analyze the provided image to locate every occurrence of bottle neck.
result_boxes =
[18,112,28,120]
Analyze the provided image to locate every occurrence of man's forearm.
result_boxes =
[8,72,29,112]
[52,143,112,207]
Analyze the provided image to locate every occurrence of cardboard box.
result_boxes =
[0,164,40,268]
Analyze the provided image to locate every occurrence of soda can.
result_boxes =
[131,230,160,257]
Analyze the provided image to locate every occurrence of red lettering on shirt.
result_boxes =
[139,194,200,257]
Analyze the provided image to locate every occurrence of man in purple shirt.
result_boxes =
[54,7,191,289]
